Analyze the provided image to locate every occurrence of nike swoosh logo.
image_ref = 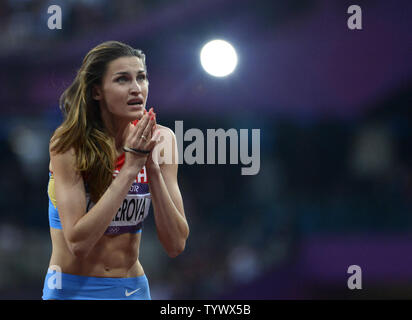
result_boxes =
[125,288,141,297]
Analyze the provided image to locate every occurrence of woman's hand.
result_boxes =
[123,108,159,172]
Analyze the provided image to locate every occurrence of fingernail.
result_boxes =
[144,109,147,114]
[151,115,154,121]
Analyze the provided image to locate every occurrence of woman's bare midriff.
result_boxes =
[49,228,144,278]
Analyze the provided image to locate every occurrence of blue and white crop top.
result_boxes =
[47,151,151,235]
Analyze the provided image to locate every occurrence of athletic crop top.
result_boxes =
[47,120,151,235]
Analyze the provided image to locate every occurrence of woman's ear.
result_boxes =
[92,84,102,101]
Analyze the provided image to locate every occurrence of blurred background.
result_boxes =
[0,0,411,299]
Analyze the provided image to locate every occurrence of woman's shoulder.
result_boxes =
[49,135,77,172]
[155,124,176,139]
[155,123,170,131]
[49,136,75,156]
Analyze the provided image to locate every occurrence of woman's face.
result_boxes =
[94,56,148,122]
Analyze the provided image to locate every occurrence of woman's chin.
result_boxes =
[135,109,145,119]
[125,108,145,120]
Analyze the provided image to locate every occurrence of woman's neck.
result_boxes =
[101,110,130,157]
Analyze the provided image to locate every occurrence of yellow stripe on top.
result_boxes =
[48,172,57,208]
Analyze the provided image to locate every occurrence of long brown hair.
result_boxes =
[50,41,147,203]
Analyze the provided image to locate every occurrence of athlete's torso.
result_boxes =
[47,152,150,278]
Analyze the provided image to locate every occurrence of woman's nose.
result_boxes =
[130,80,141,94]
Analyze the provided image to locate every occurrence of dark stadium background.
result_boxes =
[0,0,411,299]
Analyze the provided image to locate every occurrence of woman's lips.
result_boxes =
[127,103,143,110]
[127,98,143,105]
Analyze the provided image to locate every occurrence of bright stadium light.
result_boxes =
[200,39,238,77]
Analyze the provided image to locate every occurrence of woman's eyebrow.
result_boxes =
[113,70,145,76]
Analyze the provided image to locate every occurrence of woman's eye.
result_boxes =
[116,76,128,82]
[137,74,147,81]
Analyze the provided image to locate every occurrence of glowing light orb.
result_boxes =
[200,39,238,77]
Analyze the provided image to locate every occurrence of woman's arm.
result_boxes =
[51,146,138,258]
[147,127,189,258]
